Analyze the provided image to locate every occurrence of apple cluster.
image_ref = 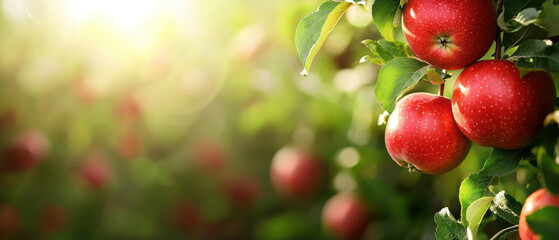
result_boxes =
[385,0,556,175]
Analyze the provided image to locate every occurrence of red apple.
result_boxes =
[2,130,50,171]
[452,60,556,149]
[385,93,471,174]
[270,146,323,199]
[402,0,496,70]
[0,205,19,238]
[78,155,111,190]
[322,192,370,240]
[221,176,260,209]
[519,189,559,240]
[39,205,68,237]
[172,201,201,232]
[117,131,142,160]
[190,140,225,173]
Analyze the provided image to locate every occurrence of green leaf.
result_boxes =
[460,149,527,225]
[426,68,445,85]
[434,208,467,240]
[503,0,545,22]
[466,197,494,240]
[361,39,412,65]
[459,174,493,226]
[490,191,523,224]
[478,149,528,176]
[502,24,548,55]
[499,8,542,32]
[371,0,402,41]
[295,1,355,76]
[510,39,559,72]
[374,57,429,113]
[538,148,559,195]
[526,207,559,240]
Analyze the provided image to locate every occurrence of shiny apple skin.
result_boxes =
[452,60,556,149]
[385,93,472,174]
[402,0,496,70]
[519,189,559,240]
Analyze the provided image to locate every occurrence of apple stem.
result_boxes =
[489,225,518,240]
[494,0,503,59]
[438,69,447,96]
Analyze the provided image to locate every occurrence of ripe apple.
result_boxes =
[78,155,111,190]
[385,93,471,174]
[39,205,68,237]
[270,146,323,199]
[190,140,225,173]
[2,130,50,171]
[0,205,19,238]
[322,192,370,240]
[117,131,142,160]
[402,0,496,70]
[221,176,260,209]
[452,60,556,149]
[519,189,559,240]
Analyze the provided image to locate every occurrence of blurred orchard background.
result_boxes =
[1,0,559,239]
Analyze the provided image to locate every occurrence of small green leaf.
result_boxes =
[490,191,523,224]
[295,1,355,76]
[460,174,493,226]
[374,57,429,113]
[361,39,412,65]
[426,68,445,85]
[372,0,402,41]
[478,149,528,176]
[510,39,559,72]
[499,8,541,32]
[434,208,467,240]
[466,197,494,240]
[526,207,559,240]
[502,24,548,55]
[538,148,559,195]
[503,0,545,22]
[460,149,527,225]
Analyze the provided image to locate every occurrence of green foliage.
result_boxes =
[295,1,355,76]
[503,0,546,22]
[371,0,403,41]
[510,39,559,72]
[526,207,559,240]
[460,149,528,226]
[374,57,429,113]
[434,208,467,240]
[538,147,559,194]
[502,24,548,56]
[466,197,494,239]
[490,191,523,225]
[361,39,413,65]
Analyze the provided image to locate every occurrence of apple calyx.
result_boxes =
[435,35,453,51]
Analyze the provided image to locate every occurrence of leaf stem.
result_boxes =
[489,225,518,240]
[494,0,503,60]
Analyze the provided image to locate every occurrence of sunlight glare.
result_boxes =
[62,0,158,32]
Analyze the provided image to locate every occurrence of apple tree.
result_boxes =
[296,0,559,239]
